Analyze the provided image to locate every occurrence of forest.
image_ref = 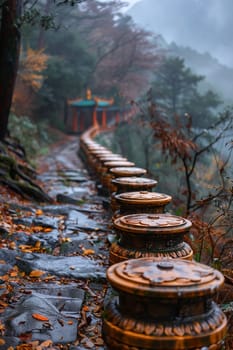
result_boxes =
[0,0,233,349]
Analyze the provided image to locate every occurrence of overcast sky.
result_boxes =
[129,0,233,68]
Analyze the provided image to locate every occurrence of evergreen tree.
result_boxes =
[151,57,222,127]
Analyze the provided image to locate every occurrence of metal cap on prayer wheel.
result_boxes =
[115,191,172,215]
[112,176,158,193]
[103,257,227,350]
[109,213,193,264]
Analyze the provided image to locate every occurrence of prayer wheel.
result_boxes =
[103,257,227,350]
[109,167,147,193]
[109,213,193,265]
[114,191,172,217]
[101,162,135,190]
[96,156,128,177]
[110,177,158,213]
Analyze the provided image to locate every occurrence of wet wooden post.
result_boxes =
[109,213,193,265]
[102,162,136,191]
[114,191,172,217]
[103,257,227,350]
[109,167,147,193]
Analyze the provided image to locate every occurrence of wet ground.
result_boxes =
[0,136,111,349]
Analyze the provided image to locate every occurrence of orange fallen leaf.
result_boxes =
[9,242,16,250]
[0,301,7,307]
[82,249,95,256]
[35,209,43,216]
[29,270,45,278]
[19,244,33,252]
[43,227,53,233]
[34,241,41,249]
[32,226,44,232]
[40,339,53,347]
[32,313,49,322]
[67,320,73,325]
[83,305,89,311]
[0,260,6,264]
[0,338,5,345]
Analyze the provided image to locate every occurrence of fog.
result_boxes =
[129,0,233,68]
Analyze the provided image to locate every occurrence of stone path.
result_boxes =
[0,135,111,349]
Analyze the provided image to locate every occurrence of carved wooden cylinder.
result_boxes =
[88,149,111,171]
[96,155,128,177]
[109,167,147,193]
[101,161,135,190]
[103,257,227,350]
[114,191,172,217]
[109,213,193,265]
[110,177,158,213]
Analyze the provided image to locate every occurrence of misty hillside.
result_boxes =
[129,0,233,102]
[168,42,233,103]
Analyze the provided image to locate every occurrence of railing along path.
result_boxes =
[79,125,227,350]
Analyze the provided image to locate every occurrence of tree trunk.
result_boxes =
[0,0,22,141]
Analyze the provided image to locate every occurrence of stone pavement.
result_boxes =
[0,136,111,349]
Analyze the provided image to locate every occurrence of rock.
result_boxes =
[16,253,106,280]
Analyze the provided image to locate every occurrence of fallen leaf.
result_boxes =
[34,241,41,249]
[82,249,95,256]
[35,209,43,215]
[39,339,53,347]
[67,320,73,325]
[0,338,5,345]
[32,226,44,232]
[19,244,33,253]
[9,242,16,250]
[0,260,6,264]
[32,313,49,322]
[0,301,8,307]
[95,338,104,346]
[43,227,53,233]
[29,270,45,278]
[61,237,71,242]
[83,305,89,312]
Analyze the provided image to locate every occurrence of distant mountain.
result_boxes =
[128,0,233,103]
[168,42,233,103]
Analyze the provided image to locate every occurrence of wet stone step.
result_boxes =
[42,204,103,215]
[16,253,106,280]
[13,215,60,229]
[2,293,79,343]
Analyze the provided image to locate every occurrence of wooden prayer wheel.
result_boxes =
[109,213,193,265]
[96,155,128,177]
[101,162,135,190]
[103,257,227,350]
[109,167,147,193]
[114,191,172,217]
[110,177,158,213]
[87,149,111,171]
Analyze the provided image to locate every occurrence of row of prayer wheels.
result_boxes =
[80,127,227,350]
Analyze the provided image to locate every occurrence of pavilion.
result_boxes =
[65,89,120,133]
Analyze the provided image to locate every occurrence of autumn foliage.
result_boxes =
[12,48,49,116]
